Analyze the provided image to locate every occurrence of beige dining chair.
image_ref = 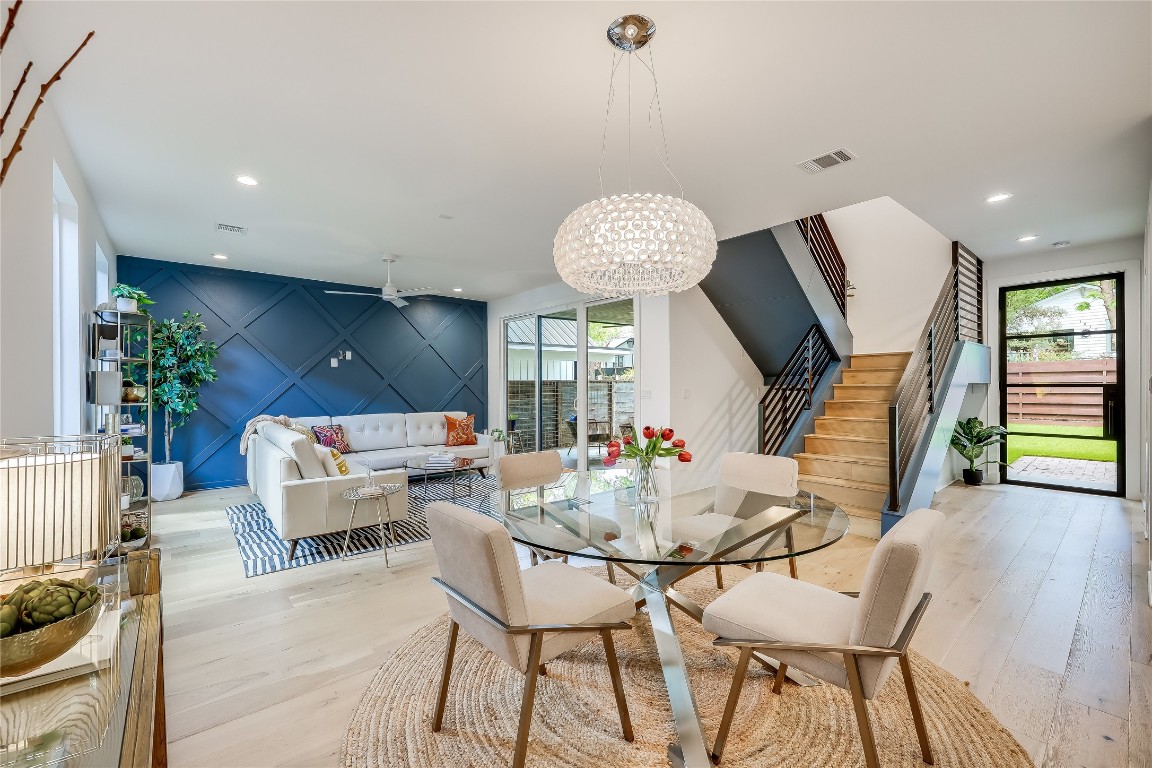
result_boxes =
[703,507,944,768]
[673,452,800,589]
[427,501,637,768]
[499,450,565,489]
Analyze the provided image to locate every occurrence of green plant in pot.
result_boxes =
[507,413,519,431]
[150,311,219,501]
[110,283,154,313]
[950,417,1008,486]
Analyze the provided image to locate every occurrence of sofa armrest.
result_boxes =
[279,472,409,541]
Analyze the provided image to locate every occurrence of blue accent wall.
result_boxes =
[117,257,487,491]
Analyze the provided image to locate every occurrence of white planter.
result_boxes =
[121,445,135,458]
[151,461,184,501]
[115,297,138,312]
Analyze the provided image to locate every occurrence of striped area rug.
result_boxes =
[225,476,500,577]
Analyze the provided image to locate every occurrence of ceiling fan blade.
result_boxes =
[324,290,381,297]
[396,287,437,296]
[390,297,410,308]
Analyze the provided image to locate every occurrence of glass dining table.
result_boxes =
[490,467,850,768]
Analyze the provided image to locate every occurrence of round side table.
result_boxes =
[340,483,404,565]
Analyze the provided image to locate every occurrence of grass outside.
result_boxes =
[1005,423,1116,464]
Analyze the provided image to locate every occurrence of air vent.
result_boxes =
[215,223,247,235]
[796,147,856,174]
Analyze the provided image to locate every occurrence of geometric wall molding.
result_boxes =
[118,257,487,491]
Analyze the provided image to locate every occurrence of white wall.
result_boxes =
[984,236,1145,499]
[823,196,954,355]
[0,29,116,437]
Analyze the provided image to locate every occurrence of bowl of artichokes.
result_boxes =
[0,578,103,677]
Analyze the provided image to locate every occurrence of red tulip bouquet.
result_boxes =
[605,426,691,506]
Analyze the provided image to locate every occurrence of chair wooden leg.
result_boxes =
[606,562,617,585]
[711,646,753,763]
[432,620,459,732]
[539,664,547,676]
[286,539,298,561]
[715,565,724,590]
[786,527,799,579]
[530,550,538,566]
[512,633,544,768]
[900,654,935,765]
[788,557,798,579]
[844,653,881,768]
[601,630,634,742]
[772,662,788,694]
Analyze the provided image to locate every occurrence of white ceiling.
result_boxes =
[10,1,1151,300]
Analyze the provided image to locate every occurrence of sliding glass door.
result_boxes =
[503,298,637,471]
[1000,274,1124,495]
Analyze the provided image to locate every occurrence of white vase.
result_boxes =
[151,461,184,501]
[115,297,138,312]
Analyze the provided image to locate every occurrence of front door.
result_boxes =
[999,274,1124,495]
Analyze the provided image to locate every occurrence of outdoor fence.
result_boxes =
[1005,359,1116,426]
[505,380,634,450]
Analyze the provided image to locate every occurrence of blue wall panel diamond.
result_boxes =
[117,257,488,491]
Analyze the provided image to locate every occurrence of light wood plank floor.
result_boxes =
[153,481,1150,768]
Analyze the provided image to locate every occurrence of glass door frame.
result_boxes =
[998,272,1125,496]
[500,297,639,472]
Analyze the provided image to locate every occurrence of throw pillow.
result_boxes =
[312,424,352,453]
[287,423,318,444]
[313,444,351,477]
[445,413,477,446]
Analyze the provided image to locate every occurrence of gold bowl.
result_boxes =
[121,386,147,403]
[0,602,102,678]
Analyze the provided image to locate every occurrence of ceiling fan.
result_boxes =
[323,256,435,308]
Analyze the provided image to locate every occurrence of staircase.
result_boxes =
[795,351,911,520]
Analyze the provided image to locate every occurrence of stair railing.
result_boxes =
[888,243,983,511]
[796,213,848,317]
[759,324,839,455]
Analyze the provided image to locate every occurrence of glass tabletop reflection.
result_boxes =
[493,467,849,567]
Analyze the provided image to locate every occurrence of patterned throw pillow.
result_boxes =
[313,444,350,477]
[287,423,318,444]
[312,424,352,453]
[445,414,477,446]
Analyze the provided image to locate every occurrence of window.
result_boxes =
[52,163,81,434]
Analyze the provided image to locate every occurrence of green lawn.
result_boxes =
[1005,423,1116,464]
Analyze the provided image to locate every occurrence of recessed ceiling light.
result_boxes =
[985,192,1013,203]
[452,287,463,292]
[1017,235,1039,242]
[235,175,259,186]
[211,253,229,260]
[1052,240,1071,248]
[438,214,455,220]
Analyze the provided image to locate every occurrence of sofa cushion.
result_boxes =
[260,423,327,480]
[336,413,407,451]
[313,444,351,477]
[286,423,318,443]
[292,416,332,428]
[407,411,465,447]
[313,424,353,453]
[445,413,478,446]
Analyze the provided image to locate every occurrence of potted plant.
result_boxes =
[507,413,519,432]
[150,312,219,501]
[950,417,1008,485]
[121,436,135,459]
[606,426,691,511]
[110,284,153,313]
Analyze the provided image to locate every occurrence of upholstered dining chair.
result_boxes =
[702,507,944,768]
[426,501,637,768]
[499,450,565,490]
[672,452,801,589]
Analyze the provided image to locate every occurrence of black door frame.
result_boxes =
[998,272,1125,497]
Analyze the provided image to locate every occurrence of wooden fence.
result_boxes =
[1005,359,1116,426]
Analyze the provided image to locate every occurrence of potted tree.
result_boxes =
[110,284,154,313]
[150,312,219,501]
[950,417,1008,485]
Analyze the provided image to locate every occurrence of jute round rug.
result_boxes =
[341,567,1034,768]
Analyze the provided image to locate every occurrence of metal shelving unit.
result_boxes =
[89,308,153,549]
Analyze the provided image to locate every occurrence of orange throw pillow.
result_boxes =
[445,414,477,446]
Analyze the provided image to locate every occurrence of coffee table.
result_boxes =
[403,455,478,500]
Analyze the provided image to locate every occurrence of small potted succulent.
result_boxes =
[121,436,135,459]
[950,417,1008,485]
[110,284,153,313]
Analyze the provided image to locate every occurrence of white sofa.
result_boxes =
[245,411,491,560]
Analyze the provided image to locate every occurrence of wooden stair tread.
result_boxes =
[799,474,887,493]
[845,367,904,372]
[815,416,886,423]
[838,503,883,521]
[794,452,887,467]
[849,352,911,358]
[805,434,887,444]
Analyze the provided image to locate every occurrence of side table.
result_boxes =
[340,483,404,565]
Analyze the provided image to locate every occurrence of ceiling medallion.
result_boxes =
[554,15,717,297]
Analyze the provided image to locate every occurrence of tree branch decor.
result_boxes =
[0,0,94,186]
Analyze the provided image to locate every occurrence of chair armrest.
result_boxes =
[432,578,632,634]
[840,591,860,597]
[712,638,900,657]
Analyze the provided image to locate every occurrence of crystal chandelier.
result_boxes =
[554,14,717,297]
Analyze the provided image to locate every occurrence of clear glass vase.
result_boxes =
[633,458,658,522]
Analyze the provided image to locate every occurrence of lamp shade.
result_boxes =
[554,192,718,297]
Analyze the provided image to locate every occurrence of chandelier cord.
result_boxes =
[627,51,632,194]
[636,45,685,199]
[597,51,623,199]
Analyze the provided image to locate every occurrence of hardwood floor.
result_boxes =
[154,481,1151,767]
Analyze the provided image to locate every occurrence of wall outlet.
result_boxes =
[330,358,338,367]
[683,388,691,400]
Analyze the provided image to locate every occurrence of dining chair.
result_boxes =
[426,501,636,768]
[499,450,564,489]
[672,452,800,589]
[703,507,944,768]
